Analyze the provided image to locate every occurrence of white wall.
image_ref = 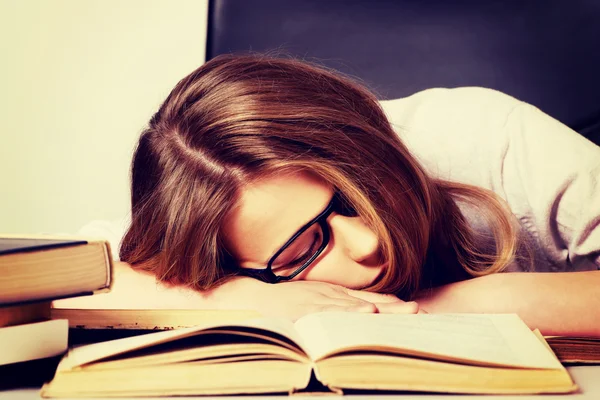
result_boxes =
[0,0,209,235]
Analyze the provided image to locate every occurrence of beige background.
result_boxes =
[0,0,208,234]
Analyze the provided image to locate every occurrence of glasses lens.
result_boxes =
[270,223,325,277]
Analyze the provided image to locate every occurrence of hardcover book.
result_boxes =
[0,236,113,305]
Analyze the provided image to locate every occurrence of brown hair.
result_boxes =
[120,54,523,299]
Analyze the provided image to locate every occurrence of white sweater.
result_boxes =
[81,87,600,272]
[380,87,600,272]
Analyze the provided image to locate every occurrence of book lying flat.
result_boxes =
[546,336,600,364]
[0,236,113,305]
[50,308,261,330]
[0,302,51,327]
[0,319,68,366]
[41,312,576,397]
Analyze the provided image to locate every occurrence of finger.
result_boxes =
[313,297,377,309]
[345,288,403,304]
[315,302,377,314]
[375,301,420,314]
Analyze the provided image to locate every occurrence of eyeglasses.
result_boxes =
[236,194,352,284]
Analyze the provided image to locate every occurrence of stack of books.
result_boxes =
[0,236,112,383]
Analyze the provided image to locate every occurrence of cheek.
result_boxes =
[293,243,387,289]
[297,253,348,285]
[295,250,380,290]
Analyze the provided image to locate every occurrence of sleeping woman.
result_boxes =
[71,54,600,336]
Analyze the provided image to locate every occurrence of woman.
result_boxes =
[82,54,600,335]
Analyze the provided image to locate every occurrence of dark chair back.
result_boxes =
[207,0,600,144]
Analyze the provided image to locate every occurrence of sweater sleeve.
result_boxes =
[381,87,600,272]
[500,102,600,271]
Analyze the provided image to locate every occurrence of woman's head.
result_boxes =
[222,169,386,289]
[120,54,519,298]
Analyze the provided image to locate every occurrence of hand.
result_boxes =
[248,280,420,321]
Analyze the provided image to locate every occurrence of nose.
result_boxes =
[328,214,380,265]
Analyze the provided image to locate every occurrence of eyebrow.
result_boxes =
[264,195,334,265]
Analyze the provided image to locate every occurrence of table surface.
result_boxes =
[1,365,599,400]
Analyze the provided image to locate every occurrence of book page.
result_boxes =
[294,312,562,369]
[60,316,307,370]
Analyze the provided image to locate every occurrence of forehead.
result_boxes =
[223,170,332,266]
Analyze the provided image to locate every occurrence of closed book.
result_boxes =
[0,301,52,327]
[50,308,260,330]
[0,236,113,306]
[0,319,68,366]
[546,336,600,364]
[49,308,261,346]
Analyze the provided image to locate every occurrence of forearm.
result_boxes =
[54,261,264,311]
[193,276,265,310]
[415,271,600,336]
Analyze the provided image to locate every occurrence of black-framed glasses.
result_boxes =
[236,194,347,284]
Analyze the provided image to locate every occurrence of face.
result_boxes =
[222,170,386,289]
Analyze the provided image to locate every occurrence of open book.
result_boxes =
[41,312,576,397]
[50,307,600,364]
